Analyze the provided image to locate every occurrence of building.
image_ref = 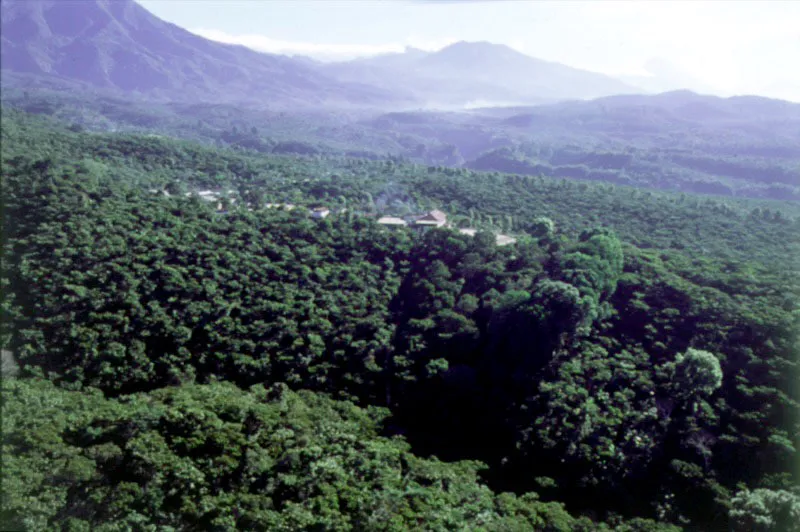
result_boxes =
[265,203,296,211]
[311,207,331,219]
[458,228,477,237]
[185,190,220,201]
[414,210,448,228]
[377,216,408,227]
[496,234,517,246]
[197,190,221,202]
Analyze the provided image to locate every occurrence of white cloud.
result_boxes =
[189,28,457,61]
[530,1,800,96]
[404,35,460,52]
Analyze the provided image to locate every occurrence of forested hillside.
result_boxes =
[371,92,800,200]
[2,109,799,530]
[3,88,798,201]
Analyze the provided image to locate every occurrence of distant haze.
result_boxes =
[138,0,800,102]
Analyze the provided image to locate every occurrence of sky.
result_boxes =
[137,0,800,101]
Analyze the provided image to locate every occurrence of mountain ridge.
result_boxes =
[3,1,794,110]
[1,1,646,109]
[0,0,409,108]
[324,40,642,106]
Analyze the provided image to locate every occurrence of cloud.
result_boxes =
[407,0,506,2]
[545,1,799,94]
[403,0,505,3]
[189,28,457,61]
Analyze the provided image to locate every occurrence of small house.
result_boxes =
[197,190,221,202]
[311,207,331,219]
[495,234,517,246]
[414,210,448,228]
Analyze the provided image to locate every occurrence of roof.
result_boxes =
[415,210,448,226]
[184,190,222,201]
[496,235,517,246]
[312,207,330,212]
[417,209,447,222]
[378,217,407,226]
[458,228,477,236]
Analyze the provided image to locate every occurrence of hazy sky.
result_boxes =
[138,0,800,101]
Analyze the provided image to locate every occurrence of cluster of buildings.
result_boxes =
[175,189,516,246]
[376,209,447,229]
[377,209,517,246]
[184,190,334,218]
[265,203,331,218]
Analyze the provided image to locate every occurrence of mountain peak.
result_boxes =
[420,40,537,72]
[441,40,513,50]
[435,40,522,58]
[0,0,405,107]
[325,37,639,104]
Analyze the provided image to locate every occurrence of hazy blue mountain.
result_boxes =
[324,41,642,107]
[0,1,643,109]
[499,90,800,128]
[619,58,719,95]
[0,0,409,108]
[355,90,800,198]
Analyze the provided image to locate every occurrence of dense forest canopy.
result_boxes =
[2,106,799,531]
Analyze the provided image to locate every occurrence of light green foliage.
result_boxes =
[558,228,624,303]
[673,348,723,399]
[729,488,800,532]
[1,378,591,531]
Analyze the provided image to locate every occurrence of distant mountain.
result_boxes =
[358,90,800,197]
[619,58,719,95]
[324,41,642,107]
[0,2,644,109]
[500,91,800,127]
[0,0,409,108]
